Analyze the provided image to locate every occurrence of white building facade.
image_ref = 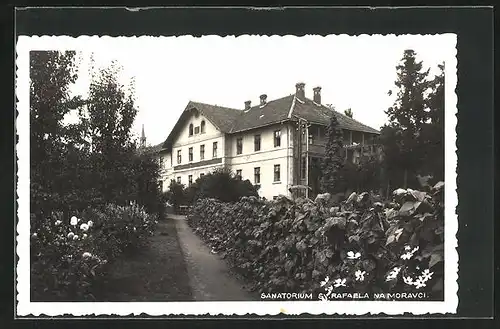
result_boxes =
[154,82,382,200]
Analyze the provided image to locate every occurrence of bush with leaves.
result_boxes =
[30,202,158,301]
[188,182,444,300]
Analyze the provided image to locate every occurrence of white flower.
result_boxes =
[55,220,62,226]
[67,232,74,239]
[31,233,37,238]
[347,251,361,260]
[403,276,414,285]
[73,235,79,240]
[133,227,137,231]
[82,233,88,239]
[421,269,433,281]
[414,278,426,289]
[82,252,92,258]
[401,252,413,260]
[80,223,89,231]
[87,220,93,228]
[386,267,401,281]
[404,245,412,251]
[333,278,347,288]
[354,270,366,281]
[320,276,329,287]
[411,246,420,253]
[70,216,78,226]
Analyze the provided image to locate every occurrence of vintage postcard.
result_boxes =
[16,33,458,316]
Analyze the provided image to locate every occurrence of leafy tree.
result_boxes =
[30,51,86,218]
[166,181,186,212]
[320,114,345,193]
[344,108,353,118]
[382,49,431,188]
[420,63,445,182]
[84,61,138,205]
[190,167,259,203]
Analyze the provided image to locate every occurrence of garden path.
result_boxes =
[173,215,257,301]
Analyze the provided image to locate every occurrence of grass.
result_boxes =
[93,217,193,301]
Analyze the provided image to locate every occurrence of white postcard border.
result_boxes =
[16,34,458,316]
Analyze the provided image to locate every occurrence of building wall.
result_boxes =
[225,122,294,199]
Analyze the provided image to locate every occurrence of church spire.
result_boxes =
[140,124,146,148]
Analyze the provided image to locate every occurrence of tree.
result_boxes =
[420,63,445,182]
[84,61,138,205]
[382,49,431,188]
[320,114,345,193]
[30,51,85,218]
[344,108,353,118]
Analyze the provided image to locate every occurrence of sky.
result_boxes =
[66,35,454,146]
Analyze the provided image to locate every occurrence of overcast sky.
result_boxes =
[66,35,454,146]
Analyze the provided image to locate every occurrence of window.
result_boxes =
[200,144,205,160]
[188,175,193,186]
[274,164,281,182]
[177,176,181,184]
[213,142,218,158]
[189,147,193,162]
[236,137,243,155]
[254,167,260,184]
[201,120,206,133]
[274,130,281,147]
[159,156,164,168]
[195,126,200,134]
[171,179,175,185]
[177,150,182,164]
[236,169,242,179]
[189,123,194,136]
[309,133,314,145]
[273,196,278,200]
[254,134,261,151]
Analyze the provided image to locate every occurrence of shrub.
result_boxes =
[187,182,445,300]
[30,202,157,301]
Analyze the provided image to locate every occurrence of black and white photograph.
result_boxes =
[15,18,462,316]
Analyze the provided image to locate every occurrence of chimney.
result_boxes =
[244,100,251,110]
[295,82,305,100]
[260,94,267,106]
[313,86,322,104]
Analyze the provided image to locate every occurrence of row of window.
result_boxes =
[235,164,281,184]
[188,121,206,136]
[177,142,218,164]
[235,130,282,155]
[172,164,282,187]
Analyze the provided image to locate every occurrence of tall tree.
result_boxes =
[382,49,431,188]
[84,60,139,204]
[29,51,85,217]
[420,63,445,182]
[320,114,345,193]
[344,108,353,118]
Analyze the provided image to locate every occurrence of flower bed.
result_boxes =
[187,182,445,300]
[30,202,157,301]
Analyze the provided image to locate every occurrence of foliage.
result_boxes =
[381,50,444,188]
[30,203,157,301]
[344,108,353,118]
[188,182,444,300]
[165,181,186,212]
[183,167,259,204]
[320,114,345,194]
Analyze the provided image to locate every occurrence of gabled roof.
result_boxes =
[161,95,380,152]
[162,101,243,150]
[230,95,295,133]
[292,98,381,134]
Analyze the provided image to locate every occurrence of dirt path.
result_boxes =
[173,215,257,301]
[96,218,192,301]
